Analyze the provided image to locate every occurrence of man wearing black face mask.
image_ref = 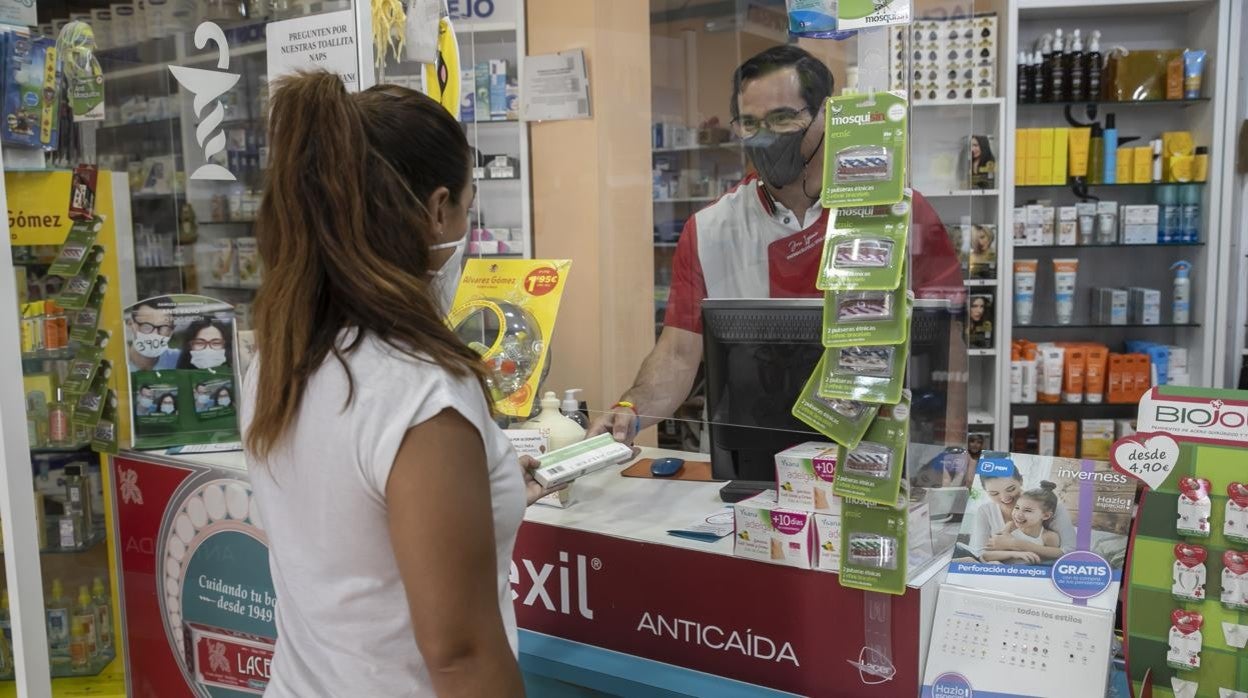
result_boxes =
[591,45,961,443]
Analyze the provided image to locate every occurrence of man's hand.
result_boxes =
[520,455,565,506]
[587,404,640,444]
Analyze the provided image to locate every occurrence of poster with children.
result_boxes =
[125,295,240,450]
[947,452,1135,610]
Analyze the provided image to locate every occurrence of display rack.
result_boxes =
[382,2,533,263]
[1002,0,1237,454]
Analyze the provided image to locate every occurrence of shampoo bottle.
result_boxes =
[1039,35,1054,101]
[1018,52,1033,103]
[1066,29,1084,102]
[1049,29,1066,103]
[520,391,586,450]
[560,389,589,429]
[1087,122,1105,185]
[1180,185,1201,243]
[1085,31,1103,100]
[1103,113,1118,184]
[1031,51,1046,103]
[1171,261,1191,324]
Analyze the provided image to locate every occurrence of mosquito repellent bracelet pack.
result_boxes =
[820,91,909,208]
[839,497,908,595]
[791,352,881,450]
[821,287,913,348]
[833,391,910,507]
[817,340,909,405]
[816,196,912,292]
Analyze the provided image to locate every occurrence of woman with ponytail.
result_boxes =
[241,72,548,697]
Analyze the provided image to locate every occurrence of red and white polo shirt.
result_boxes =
[664,174,963,334]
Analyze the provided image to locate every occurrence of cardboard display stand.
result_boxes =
[923,452,1127,697]
[1118,387,1248,698]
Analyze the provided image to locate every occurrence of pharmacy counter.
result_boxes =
[108,447,950,697]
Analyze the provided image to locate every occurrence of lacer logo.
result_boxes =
[510,551,596,620]
[848,645,896,685]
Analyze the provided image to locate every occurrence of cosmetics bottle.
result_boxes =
[1193,146,1208,182]
[1085,31,1103,100]
[1049,29,1065,103]
[1171,261,1191,325]
[1066,29,1084,102]
[1087,122,1105,185]
[1039,35,1054,101]
[1031,51,1046,103]
[1180,185,1201,243]
[48,388,71,447]
[1018,52,1033,103]
[1103,113,1118,184]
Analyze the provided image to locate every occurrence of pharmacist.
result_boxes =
[591,46,961,442]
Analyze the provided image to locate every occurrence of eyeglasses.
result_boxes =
[731,107,812,138]
[190,338,226,350]
[134,321,175,336]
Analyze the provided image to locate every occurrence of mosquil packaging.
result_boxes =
[834,392,910,506]
[60,346,104,397]
[775,442,842,513]
[47,219,103,277]
[91,390,119,454]
[821,92,908,208]
[839,498,908,595]
[56,249,105,310]
[792,353,880,449]
[817,341,909,405]
[822,287,912,347]
[72,360,112,429]
[816,196,911,291]
[68,282,106,345]
[837,0,911,29]
[56,21,105,122]
[733,490,813,570]
[447,259,572,417]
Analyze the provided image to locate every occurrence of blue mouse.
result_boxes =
[651,457,685,477]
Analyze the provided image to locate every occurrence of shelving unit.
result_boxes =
[381,4,533,263]
[1003,0,1236,453]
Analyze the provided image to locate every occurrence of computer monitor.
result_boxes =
[702,297,964,485]
[702,299,824,482]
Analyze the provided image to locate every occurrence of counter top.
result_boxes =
[121,445,951,588]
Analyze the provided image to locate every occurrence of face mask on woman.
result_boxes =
[428,231,467,314]
[190,347,227,369]
[160,403,175,415]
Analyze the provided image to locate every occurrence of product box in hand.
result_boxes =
[733,490,813,569]
[775,442,842,514]
[531,433,632,489]
[1,31,61,150]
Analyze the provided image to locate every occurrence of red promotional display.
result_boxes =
[512,521,925,696]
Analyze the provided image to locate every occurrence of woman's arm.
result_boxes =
[981,550,1040,563]
[386,408,524,698]
[1010,539,1066,559]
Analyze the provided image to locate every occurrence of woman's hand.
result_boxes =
[520,455,566,506]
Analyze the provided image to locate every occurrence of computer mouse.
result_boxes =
[651,458,685,478]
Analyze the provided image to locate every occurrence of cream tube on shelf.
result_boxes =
[1053,258,1079,325]
[1013,259,1038,325]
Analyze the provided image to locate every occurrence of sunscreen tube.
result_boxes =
[1014,259,1038,325]
[1039,346,1066,404]
[1053,258,1079,325]
[1063,346,1086,403]
[1084,345,1108,403]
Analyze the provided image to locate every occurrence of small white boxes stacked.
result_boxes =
[733,442,841,571]
[900,14,998,103]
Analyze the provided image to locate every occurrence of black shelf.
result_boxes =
[1015,323,1200,329]
[199,219,256,225]
[1015,243,1205,250]
[1017,182,1205,190]
[1018,98,1210,108]
[31,443,92,454]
